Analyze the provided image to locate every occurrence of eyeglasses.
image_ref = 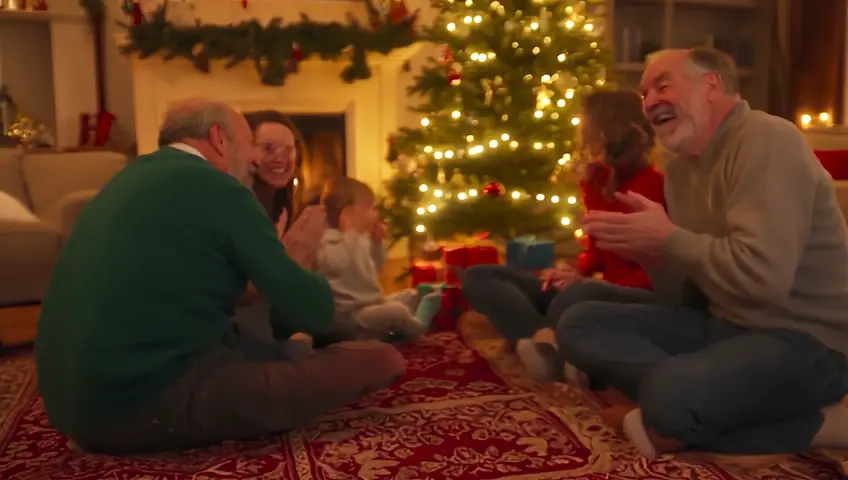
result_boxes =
[257,142,296,158]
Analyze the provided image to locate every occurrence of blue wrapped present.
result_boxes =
[505,236,554,270]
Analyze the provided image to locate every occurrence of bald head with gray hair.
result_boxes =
[156,98,257,186]
[157,99,237,147]
[647,48,740,97]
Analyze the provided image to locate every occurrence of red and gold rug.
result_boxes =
[0,314,841,479]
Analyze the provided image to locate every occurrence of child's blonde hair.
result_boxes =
[320,177,376,229]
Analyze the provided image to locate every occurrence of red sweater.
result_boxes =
[576,164,666,290]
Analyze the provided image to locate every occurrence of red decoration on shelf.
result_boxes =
[482,182,503,197]
[32,0,48,11]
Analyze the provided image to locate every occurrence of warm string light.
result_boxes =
[411,182,579,233]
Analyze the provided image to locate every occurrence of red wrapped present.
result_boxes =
[441,244,499,285]
[411,261,440,286]
[431,285,468,330]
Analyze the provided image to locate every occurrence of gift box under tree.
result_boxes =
[505,236,555,271]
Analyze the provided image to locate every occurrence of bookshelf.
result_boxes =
[605,0,776,110]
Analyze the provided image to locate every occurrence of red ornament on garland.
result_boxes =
[131,1,143,26]
[482,182,503,197]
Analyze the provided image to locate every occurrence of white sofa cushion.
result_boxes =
[0,190,38,223]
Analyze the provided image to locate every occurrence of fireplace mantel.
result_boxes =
[129,43,420,190]
[126,0,428,191]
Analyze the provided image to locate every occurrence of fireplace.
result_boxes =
[128,45,419,197]
[289,114,347,204]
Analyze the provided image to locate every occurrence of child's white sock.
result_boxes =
[415,291,442,329]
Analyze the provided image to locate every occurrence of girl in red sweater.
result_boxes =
[464,90,666,384]
[575,91,666,289]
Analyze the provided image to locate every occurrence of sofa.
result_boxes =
[0,148,127,307]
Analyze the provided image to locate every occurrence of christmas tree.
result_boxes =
[381,0,609,245]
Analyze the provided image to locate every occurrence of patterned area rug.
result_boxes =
[0,314,841,479]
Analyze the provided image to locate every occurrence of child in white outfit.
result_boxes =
[315,178,441,341]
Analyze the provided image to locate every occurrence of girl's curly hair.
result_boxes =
[578,90,656,197]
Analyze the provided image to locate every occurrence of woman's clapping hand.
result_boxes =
[279,206,327,270]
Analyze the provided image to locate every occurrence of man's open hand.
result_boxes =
[282,206,327,269]
[582,191,674,262]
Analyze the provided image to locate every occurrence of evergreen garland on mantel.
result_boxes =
[78,0,418,86]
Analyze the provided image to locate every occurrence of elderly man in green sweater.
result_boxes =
[555,48,848,458]
[35,99,405,454]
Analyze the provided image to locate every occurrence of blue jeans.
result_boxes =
[556,295,848,454]
[462,264,656,346]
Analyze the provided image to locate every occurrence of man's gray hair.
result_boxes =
[157,100,235,147]
[647,47,740,96]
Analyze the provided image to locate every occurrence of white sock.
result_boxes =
[812,403,848,448]
[622,409,658,460]
[563,362,589,389]
[516,338,555,383]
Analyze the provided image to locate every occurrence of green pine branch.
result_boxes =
[79,0,419,86]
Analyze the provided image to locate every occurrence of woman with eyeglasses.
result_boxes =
[244,110,304,234]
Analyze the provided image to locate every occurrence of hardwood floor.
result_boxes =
[0,257,413,348]
[0,305,38,348]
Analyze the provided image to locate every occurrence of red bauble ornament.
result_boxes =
[483,182,503,197]
[441,46,453,65]
[291,43,302,61]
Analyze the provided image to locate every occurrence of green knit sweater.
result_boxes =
[35,147,334,439]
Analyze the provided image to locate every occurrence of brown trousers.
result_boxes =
[75,307,405,454]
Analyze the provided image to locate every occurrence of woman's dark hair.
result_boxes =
[243,110,308,222]
[579,90,655,197]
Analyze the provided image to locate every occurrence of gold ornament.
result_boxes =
[6,114,38,144]
[481,79,493,106]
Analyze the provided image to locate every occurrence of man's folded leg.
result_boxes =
[74,341,406,454]
[630,329,848,457]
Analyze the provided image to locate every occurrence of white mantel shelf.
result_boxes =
[0,9,86,23]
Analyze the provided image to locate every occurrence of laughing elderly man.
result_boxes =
[557,48,848,458]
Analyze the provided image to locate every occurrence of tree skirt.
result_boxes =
[0,314,840,479]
